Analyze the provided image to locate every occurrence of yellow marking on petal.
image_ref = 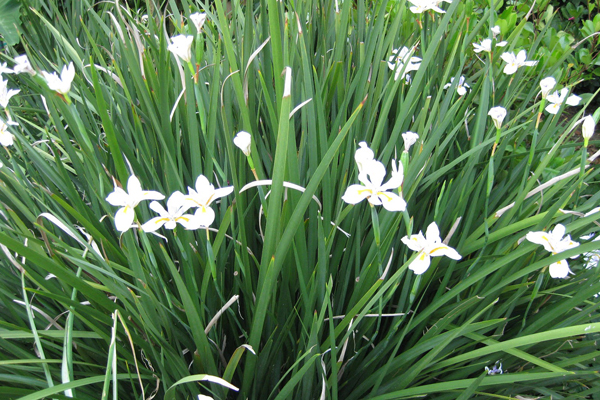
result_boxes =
[358,189,373,195]
[176,216,190,222]
[429,246,448,255]
[419,252,426,260]
[206,193,215,205]
[155,218,170,224]
[377,192,392,201]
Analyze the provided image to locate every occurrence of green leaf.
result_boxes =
[0,0,21,46]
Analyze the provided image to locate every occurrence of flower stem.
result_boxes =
[535,99,546,130]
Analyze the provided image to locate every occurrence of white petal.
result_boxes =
[114,206,136,232]
[195,174,213,192]
[167,191,187,212]
[233,131,252,155]
[409,252,431,275]
[565,94,581,106]
[401,233,426,252]
[379,191,406,212]
[503,63,518,75]
[141,216,168,232]
[582,115,595,139]
[500,52,515,64]
[106,187,129,207]
[379,161,403,192]
[342,184,371,205]
[211,186,234,203]
[194,206,216,227]
[526,231,555,253]
[149,200,168,216]
[551,224,566,240]
[127,175,142,195]
[425,222,441,243]
[429,244,461,260]
[164,220,177,230]
[138,190,166,203]
[496,41,508,47]
[360,159,387,188]
[176,214,201,230]
[549,260,571,278]
[545,103,560,115]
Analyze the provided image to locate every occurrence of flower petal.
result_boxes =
[114,206,136,232]
[526,231,554,253]
[409,252,431,275]
[176,214,201,230]
[211,186,234,203]
[341,184,371,205]
[401,232,426,252]
[425,222,441,243]
[549,260,571,278]
[545,103,560,115]
[195,174,213,192]
[500,52,515,64]
[428,244,461,260]
[565,94,581,106]
[141,217,168,232]
[106,187,129,206]
[194,206,216,227]
[127,175,142,196]
[149,200,167,216]
[379,191,406,212]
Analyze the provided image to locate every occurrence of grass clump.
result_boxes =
[0,0,599,398]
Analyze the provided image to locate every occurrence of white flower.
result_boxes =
[402,131,419,152]
[582,115,595,141]
[12,55,35,75]
[141,193,200,232]
[168,35,194,62]
[581,233,600,269]
[354,141,375,172]
[539,77,556,99]
[105,175,165,232]
[387,47,421,81]
[0,116,18,147]
[500,50,538,75]
[526,224,580,278]
[491,25,501,38]
[190,12,207,32]
[545,88,581,115]
[485,362,503,375]
[443,76,470,96]
[341,156,406,212]
[407,0,446,13]
[41,62,75,95]
[472,38,507,53]
[488,106,507,129]
[401,222,461,275]
[0,62,13,75]
[233,131,252,156]
[179,174,234,227]
[0,79,20,108]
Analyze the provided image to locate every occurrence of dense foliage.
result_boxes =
[0,0,599,399]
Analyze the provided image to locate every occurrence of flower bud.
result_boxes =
[582,115,595,146]
[233,131,252,156]
[402,131,419,152]
[488,106,507,129]
[539,77,556,99]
